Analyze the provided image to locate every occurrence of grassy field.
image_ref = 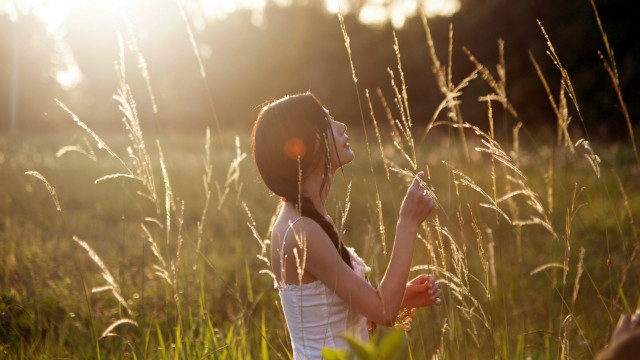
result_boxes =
[1,124,638,359]
[2,3,640,359]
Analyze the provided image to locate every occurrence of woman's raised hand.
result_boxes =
[399,171,434,229]
[401,274,442,308]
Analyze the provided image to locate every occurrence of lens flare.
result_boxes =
[284,138,306,159]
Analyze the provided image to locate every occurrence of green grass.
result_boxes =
[0,126,638,358]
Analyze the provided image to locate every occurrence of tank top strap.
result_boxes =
[282,217,303,243]
[279,217,303,287]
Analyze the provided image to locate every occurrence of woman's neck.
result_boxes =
[300,168,333,217]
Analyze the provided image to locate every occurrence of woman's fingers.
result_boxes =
[430,288,442,299]
[430,288,442,305]
[428,283,441,297]
[410,171,425,192]
[400,171,434,226]
[409,274,429,285]
[407,275,438,293]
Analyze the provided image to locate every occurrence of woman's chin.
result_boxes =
[341,151,355,166]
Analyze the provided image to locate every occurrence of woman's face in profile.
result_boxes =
[327,115,355,169]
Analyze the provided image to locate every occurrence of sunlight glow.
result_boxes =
[0,0,460,89]
[0,0,86,88]
[358,0,460,27]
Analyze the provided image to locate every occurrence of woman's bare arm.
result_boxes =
[282,172,434,326]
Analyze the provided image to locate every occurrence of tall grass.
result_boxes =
[1,1,638,359]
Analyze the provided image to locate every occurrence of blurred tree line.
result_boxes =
[0,0,637,139]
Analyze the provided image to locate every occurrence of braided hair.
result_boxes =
[251,92,352,269]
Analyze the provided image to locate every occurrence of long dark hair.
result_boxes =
[251,92,352,269]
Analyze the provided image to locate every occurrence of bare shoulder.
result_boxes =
[271,215,333,284]
[274,216,327,254]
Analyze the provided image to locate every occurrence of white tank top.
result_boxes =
[276,218,371,359]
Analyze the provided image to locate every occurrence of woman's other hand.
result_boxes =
[401,274,442,308]
[399,171,434,230]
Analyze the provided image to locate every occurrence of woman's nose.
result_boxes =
[339,122,347,134]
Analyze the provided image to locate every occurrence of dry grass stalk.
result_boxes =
[24,171,62,211]
[419,230,438,270]
[101,318,138,339]
[443,224,469,290]
[335,16,386,252]
[228,136,247,192]
[563,183,585,285]
[338,11,357,85]
[557,84,573,150]
[392,32,413,130]
[590,0,640,169]
[443,162,511,224]
[486,101,498,223]
[545,157,554,215]
[365,90,390,179]
[420,15,474,161]
[243,202,277,285]
[530,263,568,276]
[576,139,601,178]
[55,99,133,175]
[508,123,523,259]
[122,11,157,115]
[384,68,418,170]
[537,20,589,139]
[422,166,440,266]
[387,71,408,138]
[376,88,402,147]
[176,0,221,136]
[469,206,489,298]
[141,224,167,268]
[511,122,522,168]
[215,136,247,210]
[528,51,574,154]
[613,170,638,242]
[214,181,229,211]
[486,228,497,291]
[170,201,185,307]
[56,138,97,161]
[436,121,525,179]
[463,42,518,119]
[72,236,133,315]
[94,173,138,185]
[292,227,308,287]
[433,215,447,269]
[114,34,160,212]
[144,217,163,229]
[435,120,558,243]
[141,224,171,285]
[560,314,572,360]
[426,69,478,139]
[387,32,417,169]
[157,140,175,247]
[412,264,490,330]
[502,135,522,260]
[571,247,585,308]
[196,128,213,252]
[374,193,387,255]
[339,181,352,235]
[614,244,638,308]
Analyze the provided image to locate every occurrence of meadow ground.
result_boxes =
[1,123,638,359]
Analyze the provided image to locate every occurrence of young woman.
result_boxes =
[252,92,441,358]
